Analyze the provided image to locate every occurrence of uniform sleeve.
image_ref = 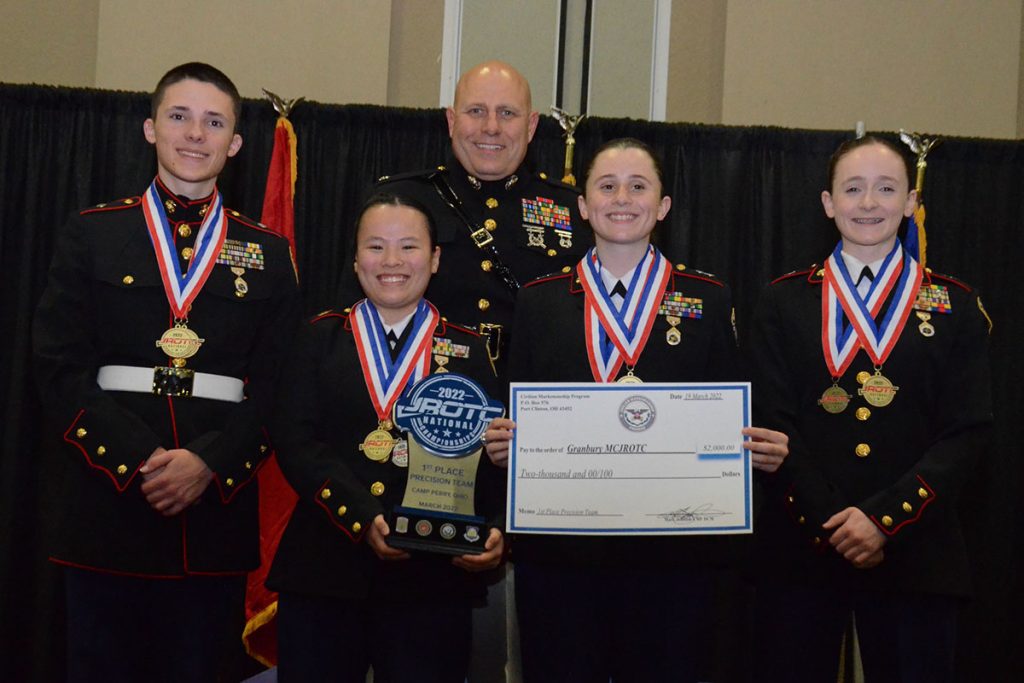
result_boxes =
[33,215,163,491]
[186,236,300,501]
[856,289,993,540]
[271,321,382,542]
[748,284,849,536]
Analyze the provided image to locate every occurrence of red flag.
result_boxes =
[242,115,300,668]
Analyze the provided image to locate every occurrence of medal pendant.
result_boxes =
[916,311,934,337]
[155,324,204,359]
[392,438,409,468]
[617,370,643,384]
[666,327,681,346]
[817,384,851,414]
[360,429,395,462]
[858,371,899,407]
[434,355,450,373]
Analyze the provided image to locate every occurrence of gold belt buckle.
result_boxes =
[152,366,195,397]
[478,323,503,362]
[470,227,494,248]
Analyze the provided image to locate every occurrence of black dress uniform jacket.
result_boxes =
[266,307,504,602]
[33,179,299,576]
[747,265,992,597]
[507,264,742,568]
[356,157,590,339]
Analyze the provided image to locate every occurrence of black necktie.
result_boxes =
[611,281,628,298]
[856,266,874,285]
[386,330,400,360]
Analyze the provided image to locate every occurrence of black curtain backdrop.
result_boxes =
[1,83,1021,682]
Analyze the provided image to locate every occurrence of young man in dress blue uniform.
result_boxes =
[33,62,298,682]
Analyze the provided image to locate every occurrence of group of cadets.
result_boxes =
[33,59,991,683]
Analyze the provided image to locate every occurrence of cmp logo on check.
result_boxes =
[394,373,504,458]
[619,395,656,432]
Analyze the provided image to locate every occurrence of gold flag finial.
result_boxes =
[899,130,939,199]
[551,106,585,186]
[262,89,304,118]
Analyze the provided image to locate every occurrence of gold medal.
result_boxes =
[818,384,851,414]
[916,311,935,337]
[155,323,204,359]
[858,370,899,407]
[666,315,681,346]
[231,267,248,299]
[617,369,642,384]
[392,438,409,468]
[856,370,872,385]
[360,428,394,462]
[434,355,450,373]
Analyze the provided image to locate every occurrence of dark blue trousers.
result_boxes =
[515,562,714,683]
[277,591,472,683]
[753,583,959,682]
[64,567,244,683]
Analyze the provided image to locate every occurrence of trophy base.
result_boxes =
[386,507,487,556]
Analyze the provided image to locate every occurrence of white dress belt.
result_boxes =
[96,365,244,403]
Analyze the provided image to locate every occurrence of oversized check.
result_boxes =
[507,383,752,535]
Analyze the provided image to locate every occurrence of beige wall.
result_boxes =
[387,0,444,108]
[667,0,726,124]
[722,0,1023,139]
[0,0,99,87]
[93,0,391,104]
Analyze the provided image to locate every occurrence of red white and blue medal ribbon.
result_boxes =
[578,246,671,383]
[141,180,227,320]
[351,298,438,422]
[821,240,922,377]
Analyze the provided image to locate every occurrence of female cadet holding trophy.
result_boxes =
[482,138,789,682]
[267,193,505,682]
[746,136,992,682]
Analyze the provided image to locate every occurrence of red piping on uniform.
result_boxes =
[524,273,571,289]
[315,479,361,542]
[63,410,139,492]
[872,475,936,536]
[675,271,724,288]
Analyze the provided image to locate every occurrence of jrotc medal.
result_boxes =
[916,311,935,337]
[351,298,439,464]
[392,438,409,468]
[578,246,671,383]
[231,266,248,298]
[361,424,395,462]
[818,383,851,414]
[155,322,205,359]
[141,180,228,362]
[858,370,899,407]
[617,369,643,384]
[820,240,922,407]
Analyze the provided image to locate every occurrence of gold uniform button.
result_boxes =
[352,522,362,533]
[116,465,127,475]
[337,505,347,516]
[855,407,871,421]
[798,515,806,525]
[480,260,493,272]
[484,218,497,231]
[539,172,548,179]
[320,488,331,500]
[855,443,871,458]
[856,371,872,385]
[675,263,686,271]
[902,502,913,513]
[96,446,106,456]
[231,210,241,217]
[226,478,235,487]
[918,487,929,499]
[181,247,194,261]
[245,461,252,470]
[547,249,557,257]
[813,536,822,545]
[76,428,88,438]
[123,199,133,205]
[177,224,192,238]
[478,299,490,311]
[787,495,795,504]
[485,198,498,209]
[562,266,572,273]
[122,275,134,285]
[881,515,893,527]
[260,444,268,453]
[815,268,825,277]
[370,481,385,496]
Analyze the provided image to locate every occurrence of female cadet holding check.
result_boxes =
[266,193,505,683]
[482,138,789,682]
[747,136,992,682]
